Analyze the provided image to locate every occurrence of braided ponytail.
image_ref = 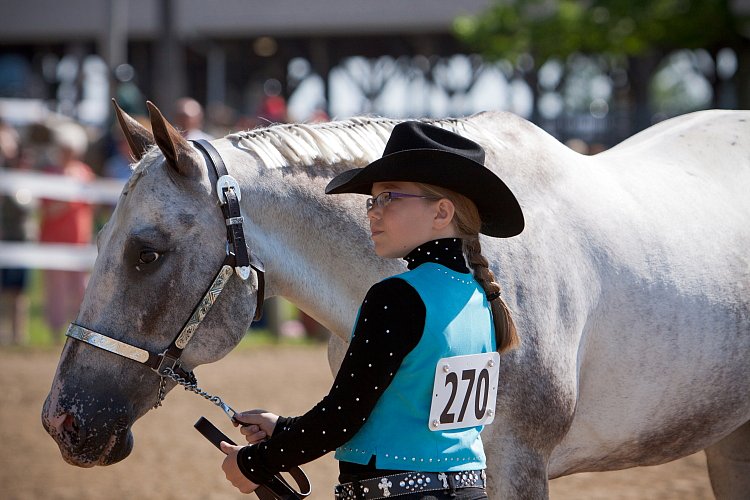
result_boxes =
[417,183,520,353]
[462,235,519,352]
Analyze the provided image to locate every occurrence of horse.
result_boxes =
[42,101,750,499]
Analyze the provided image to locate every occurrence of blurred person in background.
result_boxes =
[39,121,95,342]
[258,95,288,124]
[0,118,32,345]
[174,97,213,141]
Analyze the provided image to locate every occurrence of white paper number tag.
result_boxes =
[428,352,500,431]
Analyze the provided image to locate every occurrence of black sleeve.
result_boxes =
[236,277,426,484]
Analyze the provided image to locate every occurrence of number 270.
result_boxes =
[439,368,491,424]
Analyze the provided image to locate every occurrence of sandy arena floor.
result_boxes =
[0,345,713,499]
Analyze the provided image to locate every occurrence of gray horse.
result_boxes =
[43,102,749,498]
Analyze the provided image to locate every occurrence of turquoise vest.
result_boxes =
[335,263,496,471]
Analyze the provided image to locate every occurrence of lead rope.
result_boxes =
[155,367,236,418]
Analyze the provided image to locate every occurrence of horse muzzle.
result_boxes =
[41,390,135,467]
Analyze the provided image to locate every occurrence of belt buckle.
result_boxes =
[451,469,484,489]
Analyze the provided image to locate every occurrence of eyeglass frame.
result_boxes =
[366,191,440,212]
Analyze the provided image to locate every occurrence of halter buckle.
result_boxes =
[235,266,251,280]
[156,351,181,376]
[216,175,241,204]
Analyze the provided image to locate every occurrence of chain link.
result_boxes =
[154,366,236,418]
[154,375,168,409]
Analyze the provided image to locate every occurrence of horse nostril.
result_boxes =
[63,414,78,435]
[50,412,85,447]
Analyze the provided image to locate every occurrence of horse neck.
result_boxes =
[240,168,402,340]
[220,114,565,340]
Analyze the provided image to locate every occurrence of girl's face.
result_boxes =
[367,181,456,258]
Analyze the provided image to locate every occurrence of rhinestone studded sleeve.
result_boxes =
[237,277,427,484]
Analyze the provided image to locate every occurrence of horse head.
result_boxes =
[41,101,260,467]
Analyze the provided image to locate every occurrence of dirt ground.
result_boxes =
[1,345,714,499]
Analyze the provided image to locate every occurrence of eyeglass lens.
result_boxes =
[366,192,392,211]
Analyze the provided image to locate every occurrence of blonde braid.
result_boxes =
[416,183,520,353]
[463,236,519,352]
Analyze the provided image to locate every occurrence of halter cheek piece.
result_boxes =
[66,139,266,408]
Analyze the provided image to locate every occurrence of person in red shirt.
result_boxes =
[39,121,95,341]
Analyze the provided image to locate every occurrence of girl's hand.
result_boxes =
[234,409,279,444]
[220,441,259,494]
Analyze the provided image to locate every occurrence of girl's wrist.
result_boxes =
[273,415,297,435]
[237,444,274,484]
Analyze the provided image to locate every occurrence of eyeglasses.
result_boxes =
[366,191,438,212]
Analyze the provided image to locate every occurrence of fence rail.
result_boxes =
[0,168,122,271]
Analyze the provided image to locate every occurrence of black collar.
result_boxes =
[403,238,470,273]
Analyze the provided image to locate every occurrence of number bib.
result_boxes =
[428,352,500,431]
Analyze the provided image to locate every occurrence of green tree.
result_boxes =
[455,0,750,130]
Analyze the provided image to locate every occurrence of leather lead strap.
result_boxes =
[255,463,312,500]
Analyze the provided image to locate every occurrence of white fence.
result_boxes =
[0,168,124,271]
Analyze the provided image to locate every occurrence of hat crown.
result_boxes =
[384,122,485,165]
[325,119,524,237]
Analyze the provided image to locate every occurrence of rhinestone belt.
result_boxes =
[334,469,486,499]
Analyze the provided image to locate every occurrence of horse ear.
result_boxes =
[112,99,154,161]
[146,101,202,179]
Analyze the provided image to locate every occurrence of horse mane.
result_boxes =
[228,116,486,170]
[125,114,500,193]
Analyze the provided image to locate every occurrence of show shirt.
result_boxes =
[237,238,493,484]
[336,259,495,470]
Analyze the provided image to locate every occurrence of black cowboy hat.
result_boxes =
[325,121,524,238]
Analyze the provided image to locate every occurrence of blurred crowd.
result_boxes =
[0,95,329,346]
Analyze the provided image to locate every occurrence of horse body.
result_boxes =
[530,111,750,475]
[42,106,749,498]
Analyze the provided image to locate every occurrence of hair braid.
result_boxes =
[416,183,520,353]
[463,236,519,352]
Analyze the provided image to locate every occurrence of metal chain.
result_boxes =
[154,366,236,417]
[154,376,168,409]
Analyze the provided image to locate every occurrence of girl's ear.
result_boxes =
[433,198,456,231]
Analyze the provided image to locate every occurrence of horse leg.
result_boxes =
[705,420,750,500]
[485,434,552,499]
[484,355,578,499]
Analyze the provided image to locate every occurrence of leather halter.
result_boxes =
[66,139,265,399]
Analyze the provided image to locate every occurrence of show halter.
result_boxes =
[66,139,265,404]
[64,140,310,499]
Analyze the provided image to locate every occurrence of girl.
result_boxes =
[221,121,524,499]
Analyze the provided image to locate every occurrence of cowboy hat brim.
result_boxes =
[325,148,524,238]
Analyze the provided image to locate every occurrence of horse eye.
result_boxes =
[138,250,160,265]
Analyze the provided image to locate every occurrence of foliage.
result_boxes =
[455,0,743,66]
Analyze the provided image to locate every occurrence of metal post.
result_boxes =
[102,0,128,121]
[207,44,226,106]
[153,0,185,116]
[103,0,128,72]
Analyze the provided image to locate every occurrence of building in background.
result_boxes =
[1,1,512,125]
[2,1,746,154]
